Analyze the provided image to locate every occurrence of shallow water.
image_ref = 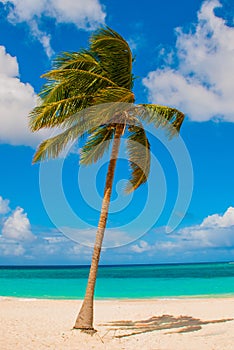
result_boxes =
[0,262,234,299]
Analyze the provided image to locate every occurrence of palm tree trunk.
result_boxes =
[74,124,124,331]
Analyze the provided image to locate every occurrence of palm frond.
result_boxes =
[93,87,134,104]
[32,116,98,163]
[90,27,134,89]
[29,70,117,131]
[126,124,150,193]
[29,94,95,131]
[29,28,136,135]
[61,102,135,133]
[52,50,99,71]
[42,69,116,89]
[80,126,115,165]
[39,51,103,102]
[33,132,72,163]
[138,104,185,136]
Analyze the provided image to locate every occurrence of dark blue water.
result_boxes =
[0,262,234,299]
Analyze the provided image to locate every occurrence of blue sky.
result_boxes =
[0,0,234,265]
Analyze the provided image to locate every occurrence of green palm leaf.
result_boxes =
[93,87,134,104]
[90,27,134,90]
[43,68,116,89]
[32,117,100,163]
[126,124,150,193]
[29,93,95,131]
[29,50,118,132]
[39,51,103,102]
[52,50,99,71]
[138,104,185,136]
[80,126,115,165]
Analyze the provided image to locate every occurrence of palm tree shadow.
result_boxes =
[99,314,233,338]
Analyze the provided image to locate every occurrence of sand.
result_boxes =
[0,297,234,350]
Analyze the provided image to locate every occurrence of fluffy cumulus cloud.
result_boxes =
[143,0,234,122]
[1,0,106,56]
[2,207,35,241]
[201,206,234,228]
[0,46,49,147]
[131,206,234,256]
[0,197,33,257]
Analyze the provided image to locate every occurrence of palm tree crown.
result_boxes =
[30,27,184,191]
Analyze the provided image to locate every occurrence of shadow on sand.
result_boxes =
[99,314,233,338]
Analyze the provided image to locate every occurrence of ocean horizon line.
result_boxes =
[0,260,234,269]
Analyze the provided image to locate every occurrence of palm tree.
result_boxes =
[29,27,185,331]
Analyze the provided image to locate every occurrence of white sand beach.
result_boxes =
[0,297,234,350]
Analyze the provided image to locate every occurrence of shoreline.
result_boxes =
[1,297,234,349]
[1,292,234,301]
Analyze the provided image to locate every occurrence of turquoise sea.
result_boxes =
[0,262,234,299]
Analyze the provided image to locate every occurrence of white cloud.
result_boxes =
[0,46,49,147]
[0,196,10,215]
[29,19,54,57]
[60,226,134,248]
[2,207,35,241]
[1,0,106,55]
[0,46,18,76]
[0,239,25,256]
[131,206,234,254]
[1,201,234,262]
[143,0,234,122]
[131,240,151,253]
[201,206,234,227]
[0,196,93,260]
